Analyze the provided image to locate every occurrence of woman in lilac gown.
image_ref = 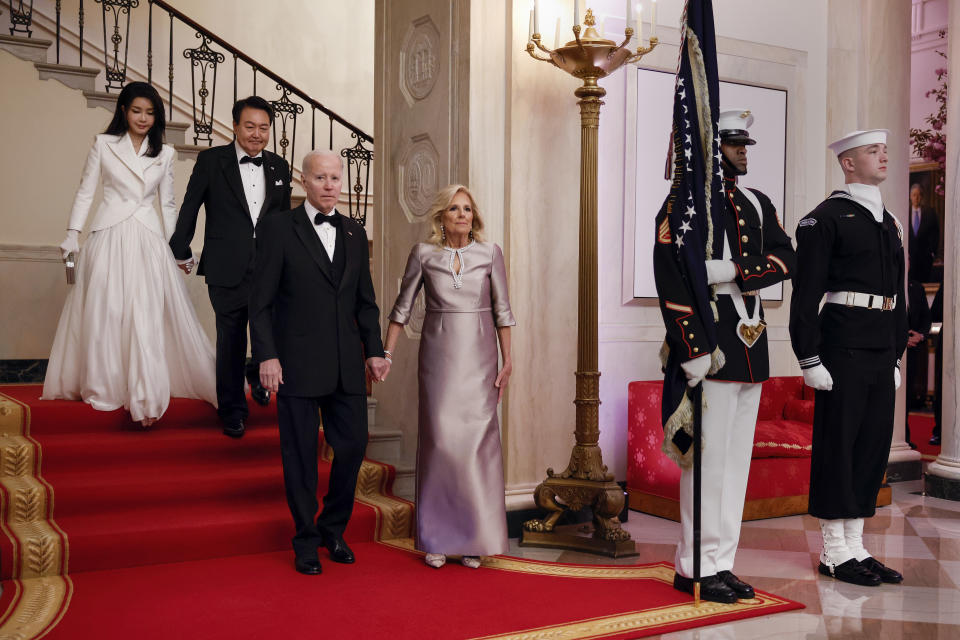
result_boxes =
[384,184,515,569]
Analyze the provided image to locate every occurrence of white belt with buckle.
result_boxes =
[825,291,896,311]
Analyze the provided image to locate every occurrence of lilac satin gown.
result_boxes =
[389,241,515,556]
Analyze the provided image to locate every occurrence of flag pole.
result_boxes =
[692,381,703,606]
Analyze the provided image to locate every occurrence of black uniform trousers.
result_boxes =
[277,384,368,560]
[809,346,895,520]
[207,262,260,423]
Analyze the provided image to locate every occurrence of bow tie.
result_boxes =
[240,155,263,167]
[314,212,341,227]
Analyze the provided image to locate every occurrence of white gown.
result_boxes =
[42,133,217,422]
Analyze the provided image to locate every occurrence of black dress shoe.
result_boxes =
[294,556,322,575]
[222,419,245,439]
[250,381,271,407]
[323,536,355,564]
[717,570,755,600]
[930,434,941,446]
[860,557,903,584]
[818,558,881,586]
[673,573,738,604]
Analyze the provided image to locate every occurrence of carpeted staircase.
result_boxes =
[0,384,412,637]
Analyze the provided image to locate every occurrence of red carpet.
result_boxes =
[908,412,940,460]
[0,384,803,639]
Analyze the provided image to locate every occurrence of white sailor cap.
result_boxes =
[718,109,756,145]
[828,129,889,156]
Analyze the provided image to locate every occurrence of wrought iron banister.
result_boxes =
[149,0,371,144]
[10,0,374,225]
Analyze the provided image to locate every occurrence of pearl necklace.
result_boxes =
[442,240,475,289]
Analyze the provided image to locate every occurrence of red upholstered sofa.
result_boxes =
[626,376,891,521]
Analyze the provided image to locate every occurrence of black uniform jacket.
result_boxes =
[169,144,292,287]
[708,179,796,382]
[789,192,908,369]
[249,206,384,397]
[653,177,795,383]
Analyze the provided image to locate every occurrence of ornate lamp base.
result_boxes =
[520,476,638,558]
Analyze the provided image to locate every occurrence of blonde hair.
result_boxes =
[426,184,485,247]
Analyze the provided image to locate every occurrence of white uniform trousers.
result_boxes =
[674,379,761,578]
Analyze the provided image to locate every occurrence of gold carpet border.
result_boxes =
[0,391,72,640]
[468,593,793,640]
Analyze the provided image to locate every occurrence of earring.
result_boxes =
[469,229,474,241]
[440,225,446,242]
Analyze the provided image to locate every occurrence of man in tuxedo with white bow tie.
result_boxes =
[250,150,389,575]
[169,96,292,438]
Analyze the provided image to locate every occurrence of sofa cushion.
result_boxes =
[752,419,813,458]
[757,376,804,420]
[783,397,815,424]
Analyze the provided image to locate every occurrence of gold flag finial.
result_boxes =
[585,8,596,26]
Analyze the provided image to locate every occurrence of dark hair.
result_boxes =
[103,81,166,158]
[232,96,275,124]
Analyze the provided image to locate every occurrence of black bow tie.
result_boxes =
[240,155,263,167]
[314,211,341,227]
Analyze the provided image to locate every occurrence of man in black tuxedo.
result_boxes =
[169,96,292,438]
[250,150,390,575]
[908,184,939,283]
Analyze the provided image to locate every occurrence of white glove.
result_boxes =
[59,229,80,261]
[705,259,737,285]
[894,367,901,391]
[803,364,833,391]
[680,356,712,388]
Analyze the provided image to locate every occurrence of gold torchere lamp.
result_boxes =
[520,4,658,557]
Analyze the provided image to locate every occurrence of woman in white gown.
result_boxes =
[42,81,217,426]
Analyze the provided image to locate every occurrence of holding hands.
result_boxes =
[177,254,197,274]
[367,356,390,383]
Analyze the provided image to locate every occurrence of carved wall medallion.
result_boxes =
[397,134,440,223]
[399,16,441,105]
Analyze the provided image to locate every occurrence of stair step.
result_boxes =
[82,89,119,111]
[393,464,416,500]
[34,62,99,92]
[174,143,206,161]
[366,428,402,465]
[0,34,52,63]
[165,120,190,146]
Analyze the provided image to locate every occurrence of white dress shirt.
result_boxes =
[234,141,266,226]
[304,199,338,261]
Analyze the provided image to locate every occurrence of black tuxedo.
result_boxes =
[169,143,292,423]
[908,206,939,283]
[250,205,384,559]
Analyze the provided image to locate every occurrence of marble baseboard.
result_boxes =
[887,459,924,483]
[0,359,47,383]
[925,471,960,501]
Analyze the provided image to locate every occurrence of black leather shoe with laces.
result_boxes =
[859,557,903,583]
[818,558,881,586]
[673,573,738,604]
[717,570,755,599]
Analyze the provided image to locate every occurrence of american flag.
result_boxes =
[653,0,723,458]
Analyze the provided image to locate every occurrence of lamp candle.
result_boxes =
[554,16,562,48]
[651,0,657,38]
[528,8,534,41]
[575,0,581,26]
[626,1,631,27]
[636,4,643,44]
[534,0,540,35]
